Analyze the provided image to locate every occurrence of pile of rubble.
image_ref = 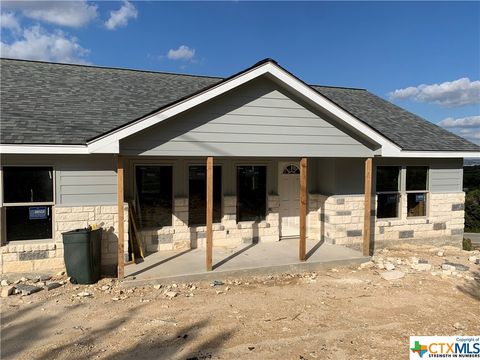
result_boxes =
[1,272,66,298]
[359,248,479,281]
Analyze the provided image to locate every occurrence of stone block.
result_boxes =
[3,260,34,273]
[34,258,64,271]
[399,230,414,239]
[2,253,18,262]
[451,228,464,236]
[346,230,362,237]
[19,250,48,261]
[101,206,117,214]
[451,203,464,211]
[433,222,447,231]
[55,207,72,213]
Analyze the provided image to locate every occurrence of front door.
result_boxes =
[279,162,300,238]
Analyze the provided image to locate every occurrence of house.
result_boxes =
[1,58,479,277]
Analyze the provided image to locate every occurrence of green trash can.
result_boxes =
[62,228,102,284]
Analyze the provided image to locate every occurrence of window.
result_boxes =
[406,166,428,217]
[188,166,222,226]
[135,166,172,229]
[3,166,54,241]
[282,164,300,174]
[237,166,267,222]
[376,166,400,218]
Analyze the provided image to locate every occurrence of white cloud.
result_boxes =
[167,45,195,61]
[438,115,480,145]
[1,12,21,32]
[0,25,90,64]
[389,77,480,107]
[438,115,480,128]
[2,1,98,28]
[105,1,137,30]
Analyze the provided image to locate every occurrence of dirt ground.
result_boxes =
[1,244,479,360]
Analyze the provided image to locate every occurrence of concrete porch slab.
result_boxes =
[123,239,369,286]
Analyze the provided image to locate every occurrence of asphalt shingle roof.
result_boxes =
[1,58,478,152]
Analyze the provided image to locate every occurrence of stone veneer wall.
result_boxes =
[0,204,128,274]
[320,192,465,249]
[136,192,465,254]
[140,193,324,252]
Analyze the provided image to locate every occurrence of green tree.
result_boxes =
[465,189,480,232]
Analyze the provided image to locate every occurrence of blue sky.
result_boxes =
[1,1,479,144]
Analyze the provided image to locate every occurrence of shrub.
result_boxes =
[465,189,480,232]
[463,238,472,251]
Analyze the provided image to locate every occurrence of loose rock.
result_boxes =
[385,262,395,271]
[15,284,42,296]
[413,263,432,272]
[77,291,92,297]
[360,261,375,269]
[1,279,11,286]
[153,284,162,290]
[45,282,62,291]
[380,270,405,281]
[444,262,469,272]
[165,291,178,299]
[1,286,15,297]
[468,256,478,264]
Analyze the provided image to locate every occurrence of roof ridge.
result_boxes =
[0,57,224,80]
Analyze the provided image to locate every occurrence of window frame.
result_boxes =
[235,164,268,223]
[405,166,429,218]
[375,166,401,220]
[375,165,430,220]
[133,163,174,230]
[1,165,56,242]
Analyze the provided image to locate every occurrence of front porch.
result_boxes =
[124,238,367,284]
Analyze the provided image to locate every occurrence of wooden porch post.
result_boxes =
[299,157,307,261]
[363,157,373,256]
[206,156,213,271]
[117,155,125,279]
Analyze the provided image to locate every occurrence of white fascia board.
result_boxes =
[265,64,401,156]
[385,150,480,158]
[87,62,400,155]
[0,144,89,154]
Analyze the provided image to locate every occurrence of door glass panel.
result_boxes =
[135,166,172,229]
[189,166,222,226]
[237,166,266,222]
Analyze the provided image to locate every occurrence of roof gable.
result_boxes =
[120,76,377,157]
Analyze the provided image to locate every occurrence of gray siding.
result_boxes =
[374,158,463,194]
[121,77,375,157]
[308,158,464,196]
[0,155,117,206]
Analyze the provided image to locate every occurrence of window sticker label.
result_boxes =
[29,207,48,220]
[416,194,425,202]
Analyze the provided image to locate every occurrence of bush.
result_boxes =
[463,238,472,251]
[465,189,480,232]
